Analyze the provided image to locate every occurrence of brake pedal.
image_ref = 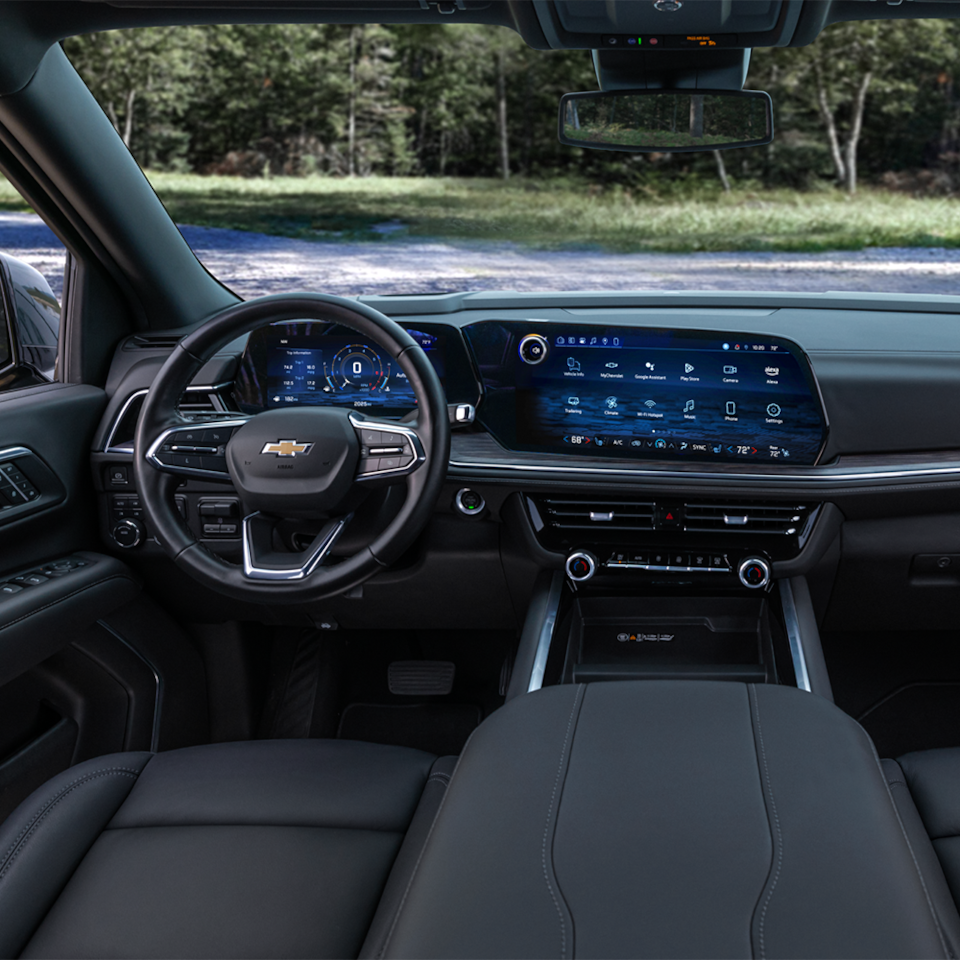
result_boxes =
[388,660,455,696]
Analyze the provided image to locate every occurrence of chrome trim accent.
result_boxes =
[97,618,164,753]
[241,512,349,581]
[103,384,236,454]
[528,571,564,693]
[447,457,960,484]
[779,579,812,693]
[0,446,33,464]
[350,414,426,481]
[146,417,250,480]
[454,403,476,423]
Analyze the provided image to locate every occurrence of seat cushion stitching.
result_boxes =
[0,769,141,881]
[750,685,783,960]
[541,684,585,960]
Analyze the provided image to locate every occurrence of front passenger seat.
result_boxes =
[0,739,452,959]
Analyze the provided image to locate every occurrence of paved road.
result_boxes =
[3,210,960,302]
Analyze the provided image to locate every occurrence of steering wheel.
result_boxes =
[132,293,450,603]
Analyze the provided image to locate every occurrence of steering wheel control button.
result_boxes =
[112,518,144,549]
[455,488,486,517]
[566,550,598,582]
[518,334,549,365]
[739,557,771,589]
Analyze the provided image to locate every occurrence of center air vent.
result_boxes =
[538,497,656,532]
[683,501,810,536]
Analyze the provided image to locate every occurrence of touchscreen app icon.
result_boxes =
[723,365,738,374]
[567,357,581,372]
[684,363,695,373]
[605,396,618,409]
[726,401,737,416]
[683,400,695,413]
[567,396,580,406]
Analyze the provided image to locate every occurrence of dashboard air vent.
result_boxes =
[127,334,182,350]
[177,391,223,415]
[683,501,809,536]
[540,497,656,532]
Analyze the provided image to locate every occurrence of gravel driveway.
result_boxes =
[4,210,960,302]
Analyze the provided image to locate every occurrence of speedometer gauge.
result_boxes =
[327,344,388,392]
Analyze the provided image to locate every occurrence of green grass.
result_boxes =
[4,170,960,253]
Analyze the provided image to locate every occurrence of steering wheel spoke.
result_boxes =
[147,417,249,480]
[350,414,425,483]
[242,511,352,581]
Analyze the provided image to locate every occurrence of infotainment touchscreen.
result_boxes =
[233,321,447,415]
[463,322,827,465]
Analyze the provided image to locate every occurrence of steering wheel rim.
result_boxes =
[132,293,450,603]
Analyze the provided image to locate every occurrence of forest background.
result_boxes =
[6,19,960,252]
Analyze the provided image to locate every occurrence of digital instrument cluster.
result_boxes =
[233,321,448,415]
[463,321,828,465]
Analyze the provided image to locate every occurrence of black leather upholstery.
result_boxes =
[880,757,960,956]
[897,749,960,922]
[381,681,955,959]
[0,739,438,959]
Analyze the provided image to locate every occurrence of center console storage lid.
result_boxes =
[379,681,954,959]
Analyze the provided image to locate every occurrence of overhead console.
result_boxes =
[463,320,827,466]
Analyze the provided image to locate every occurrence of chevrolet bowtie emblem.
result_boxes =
[260,440,314,457]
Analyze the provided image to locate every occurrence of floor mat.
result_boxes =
[337,702,481,756]
[858,682,960,759]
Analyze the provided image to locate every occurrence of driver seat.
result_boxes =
[0,739,453,959]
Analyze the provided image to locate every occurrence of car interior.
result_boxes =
[4,1,960,957]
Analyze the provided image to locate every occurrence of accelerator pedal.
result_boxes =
[388,660,455,697]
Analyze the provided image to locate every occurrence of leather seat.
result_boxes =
[0,739,454,959]
[889,749,960,918]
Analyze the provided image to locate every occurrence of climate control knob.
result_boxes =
[112,518,144,549]
[738,557,771,589]
[566,550,598,582]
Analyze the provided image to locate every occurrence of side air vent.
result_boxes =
[177,391,225,415]
[125,334,183,350]
[684,501,810,536]
[539,497,656,532]
[104,388,233,451]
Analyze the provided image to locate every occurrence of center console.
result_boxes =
[504,488,838,703]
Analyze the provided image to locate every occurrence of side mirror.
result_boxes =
[0,253,59,385]
[558,89,773,153]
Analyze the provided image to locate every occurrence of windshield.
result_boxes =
[4,19,960,299]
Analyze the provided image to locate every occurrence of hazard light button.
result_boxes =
[657,505,683,530]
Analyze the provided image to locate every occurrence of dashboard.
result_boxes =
[89,289,960,630]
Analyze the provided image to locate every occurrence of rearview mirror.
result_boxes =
[558,89,773,153]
